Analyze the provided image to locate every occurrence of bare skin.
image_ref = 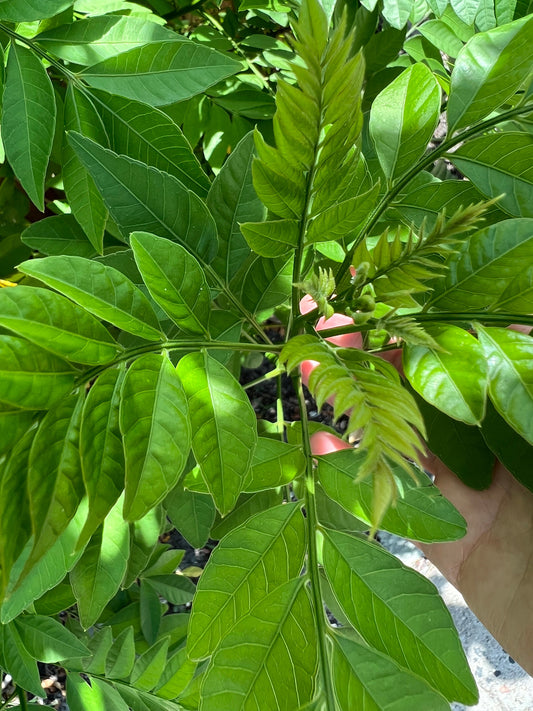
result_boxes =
[302,301,533,675]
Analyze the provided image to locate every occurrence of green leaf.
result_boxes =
[0,335,74,410]
[1,499,88,623]
[68,673,107,710]
[369,63,440,181]
[113,680,186,711]
[381,0,415,27]
[26,393,85,569]
[21,214,98,258]
[449,133,533,218]
[210,489,283,540]
[153,646,196,699]
[481,400,533,492]
[317,449,467,541]
[240,254,293,316]
[316,483,368,535]
[123,506,166,589]
[89,88,209,196]
[208,131,262,283]
[36,14,184,64]
[0,427,34,596]
[403,325,487,425]
[447,16,533,134]
[477,325,533,445]
[240,218,300,258]
[0,404,34,457]
[0,285,121,365]
[164,485,216,549]
[33,581,76,617]
[67,132,218,264]
[106,626,136,680]
[71,496,130,628]
[63,85,109,253]
[120,353,191,521]
[143,575,195,605]
[130,637,169,692]
[322,529,478,704]
[450,0,480,24]
[188,503,304,661]
[331,632,450,711]
[410,388,494,489]
[19,255,162,341]
[177,351,257,516]
[393,180,507,233]
[140,578,162,645]
[131,231,211,336]
[14,615,89,662]
[242,437,306,492]
[428,219,533,311]
[79,366,126,549]
[0,0,72,21]
[117,125,207,199]
[80,627,113,675]
[2,42,56,211]
[200,578,317,711]
[69,675,130,711]
[81,40,240,106]
[0,623,44,698]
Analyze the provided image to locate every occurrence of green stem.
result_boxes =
[336,101,533,286]
[16,688,28,711]
[77,338,281,386]
[0,24,77,81]
[0,686,19,708]
[242,366,285,390]
[315,311,533,339]
[295,376,337,710]
[200,11,275,96]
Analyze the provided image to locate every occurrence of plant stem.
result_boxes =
[0,24,77,81]
[16,688,28,711]
[336,101,533,286]
[76,339,282,386]
[242,366,285,390]
[200,11,275,96]
[295,376,337,710]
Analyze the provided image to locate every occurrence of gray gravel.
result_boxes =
[380,532,533,710]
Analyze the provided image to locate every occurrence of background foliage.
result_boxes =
[0,0,532,709]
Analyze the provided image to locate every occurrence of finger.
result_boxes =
[309,430,351,456]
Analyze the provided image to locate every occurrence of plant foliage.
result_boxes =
[0,0,532,709]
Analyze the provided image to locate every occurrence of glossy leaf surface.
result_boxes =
[63,85,109,253]
[90,88,209,196]
[71,496,130,628]
[79,366,126,548]
[332,632,450,711]
[477,325,533,445]
[177,351,257,515]
[323,529,478,704]
[370,63,440,181]
[317,449,466,541]
[188,503,305,660]
[449,133,533,218]
[19,255,162,341]
[0,285,121,365]
[67,132,218,263]
[447,16,533,133]
[428,219,533,311]
[201,578,317,711]
[120,354,191,520]
[82,40,240,105]
[2,43,56,211]
[131,231,211,336]
[403,325,487,425]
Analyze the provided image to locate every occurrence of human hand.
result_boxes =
[302,303,533,675]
